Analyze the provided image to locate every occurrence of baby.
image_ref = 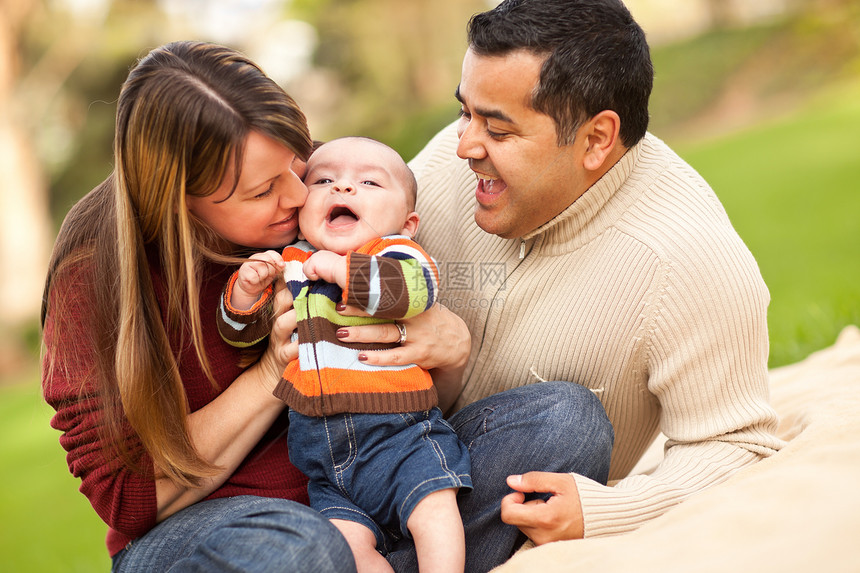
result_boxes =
[218,136,471,573]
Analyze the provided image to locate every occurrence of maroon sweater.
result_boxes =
[42,253,308,557]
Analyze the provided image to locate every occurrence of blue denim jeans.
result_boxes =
[387,381,614,573]
[110,496,355,572]
[288,407,471,550]
[110,382,611,573]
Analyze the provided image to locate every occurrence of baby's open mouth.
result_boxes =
[327,205,359,226]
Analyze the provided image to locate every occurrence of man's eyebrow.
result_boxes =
[455,85,516,125]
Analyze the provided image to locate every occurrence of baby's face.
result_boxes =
[299,138,416,254]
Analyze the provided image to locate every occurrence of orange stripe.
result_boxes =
[282,362,433,399]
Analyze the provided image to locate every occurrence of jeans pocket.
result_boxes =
[450,406,497,449]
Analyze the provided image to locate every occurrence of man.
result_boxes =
[409,0,783,549]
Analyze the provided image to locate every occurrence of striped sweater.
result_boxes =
[219,236,440,416]
[409,122,785,538]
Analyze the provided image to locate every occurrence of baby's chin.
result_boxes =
[317,235,363,255]
[315,221,400,253]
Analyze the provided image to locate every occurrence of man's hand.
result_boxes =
[500,472,585,545]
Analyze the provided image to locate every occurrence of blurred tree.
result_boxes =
[650,0,859,141]
[289,0,487,159]
[0,0,170,378]
[703,0,740,28]
[0,0,52,338]
[29,0,169,221]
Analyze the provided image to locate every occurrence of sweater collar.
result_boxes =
[520,135,645,252]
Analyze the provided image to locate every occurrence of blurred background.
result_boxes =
[1,0,858,570]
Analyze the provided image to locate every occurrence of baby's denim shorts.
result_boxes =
[287,407,472,551]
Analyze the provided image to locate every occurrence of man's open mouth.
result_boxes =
[476,173,507,198]
[478,175,504,195]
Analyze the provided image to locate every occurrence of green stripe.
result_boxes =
[399,258,430,319]
[307,292,389,326]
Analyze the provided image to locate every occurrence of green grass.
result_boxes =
[650,23,782,129]
[673,80,860,367]
[0,377,110,572]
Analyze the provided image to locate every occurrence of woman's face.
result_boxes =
[186,131,308,249]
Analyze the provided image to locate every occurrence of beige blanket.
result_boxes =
[495,325,860,573]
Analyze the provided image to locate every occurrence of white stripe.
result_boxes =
[283,259,307,283]
[219,299,247,331]
[376,243,431,265]
[375,244,438,293]
[297,340,416,372]
[365,256,380,315]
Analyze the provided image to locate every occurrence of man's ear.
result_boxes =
[582,110,622,172]
[400,211,420,239]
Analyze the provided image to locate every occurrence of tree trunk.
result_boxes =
[703,0,741,29]
[0,0,52,330]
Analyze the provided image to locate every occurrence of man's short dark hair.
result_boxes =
[468,0,653,147]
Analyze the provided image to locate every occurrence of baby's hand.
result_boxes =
[232,250,285,310]
[303,250,347,287]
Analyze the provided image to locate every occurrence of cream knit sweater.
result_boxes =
[409,122,784,537]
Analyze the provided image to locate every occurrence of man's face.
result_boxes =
[456,48,589,239]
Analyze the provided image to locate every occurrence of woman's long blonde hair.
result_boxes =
[42,41,312,486]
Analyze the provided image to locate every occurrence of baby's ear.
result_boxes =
[400,211,420,238]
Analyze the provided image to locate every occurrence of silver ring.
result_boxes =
[395,322,407,344]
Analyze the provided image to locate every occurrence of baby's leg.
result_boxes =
[407,488,464,573]
[330,519,394,573]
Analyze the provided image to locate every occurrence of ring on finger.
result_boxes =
[395,321,407,344]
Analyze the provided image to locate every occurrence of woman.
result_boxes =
[40,40,361,571]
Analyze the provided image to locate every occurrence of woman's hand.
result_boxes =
[336,302,471,410]
[255,282,298,393]
[337,302,469,370]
